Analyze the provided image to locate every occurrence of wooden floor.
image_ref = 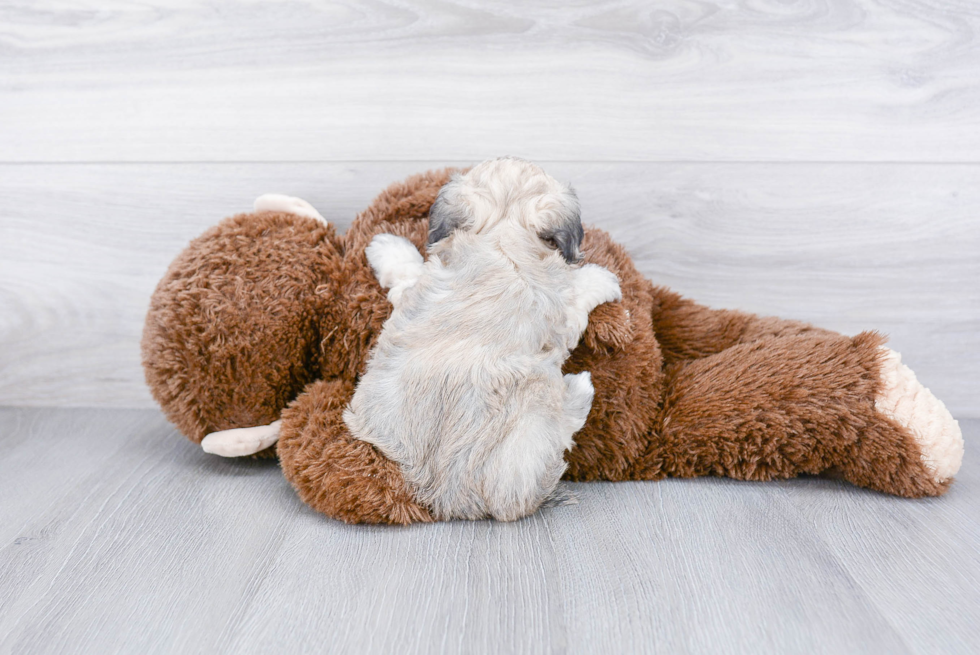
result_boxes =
[0,408,977,655]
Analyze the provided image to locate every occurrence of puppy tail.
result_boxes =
[540,483,578,508]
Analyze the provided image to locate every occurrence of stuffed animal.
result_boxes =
[142,167,965,524]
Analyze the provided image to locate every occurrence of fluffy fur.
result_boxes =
[141,211,342,449]
[141,165,965,524]
[343,159,621,520]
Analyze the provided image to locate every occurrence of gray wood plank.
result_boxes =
[779,458,980,654]
[0,409,298,655]
[0,408,976,654]
[1,162,976,415]
[2,1,979,162]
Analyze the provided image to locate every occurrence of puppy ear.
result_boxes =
[540,191,584,264]
[428,176,470,245]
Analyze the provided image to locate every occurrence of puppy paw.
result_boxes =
[563,372,595,435]
[577,264,622,308]
[365,233,424,292]
[875,348,964,484]
[253,194,327,224]
[201,420,282,457]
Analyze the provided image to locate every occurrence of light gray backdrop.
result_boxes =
[0,1,977,416]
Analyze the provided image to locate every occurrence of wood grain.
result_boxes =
[2,3,976,652]
[1,162,975,415]
[780,457,980,654]
[2,0,979,162]
[0,408,976,654]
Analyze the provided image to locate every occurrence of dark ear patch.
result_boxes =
[428,179,469,245]
[540,196,584,264]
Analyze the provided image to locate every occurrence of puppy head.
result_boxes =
[428,157,583,264]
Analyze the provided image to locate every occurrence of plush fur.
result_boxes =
[142,166,965,524]
[344,159,622,521]
[142,211,342,449]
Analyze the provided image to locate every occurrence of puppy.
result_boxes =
[343,158,622,521]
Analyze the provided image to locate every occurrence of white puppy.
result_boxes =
[343,158,622,521]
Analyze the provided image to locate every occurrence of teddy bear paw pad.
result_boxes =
[201,420,282,457]
[253,194,327,224]
[875,348,964,483]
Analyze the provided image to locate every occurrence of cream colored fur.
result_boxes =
[253,193,327,224]
[344,159,622,521]
[201,420,282,457]
[875,348,964,483]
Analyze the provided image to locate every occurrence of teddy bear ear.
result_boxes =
[427,174,471,245]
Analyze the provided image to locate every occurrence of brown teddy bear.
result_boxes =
[142,167,964,524]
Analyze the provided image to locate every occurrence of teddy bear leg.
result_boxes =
[277,379,433,524]
[635,332,963,497]
[848,346,964,494]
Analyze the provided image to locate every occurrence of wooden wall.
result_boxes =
[1,0,977,416]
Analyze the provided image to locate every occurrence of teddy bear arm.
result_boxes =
[633,330,960,497]
[649,285,832,367]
